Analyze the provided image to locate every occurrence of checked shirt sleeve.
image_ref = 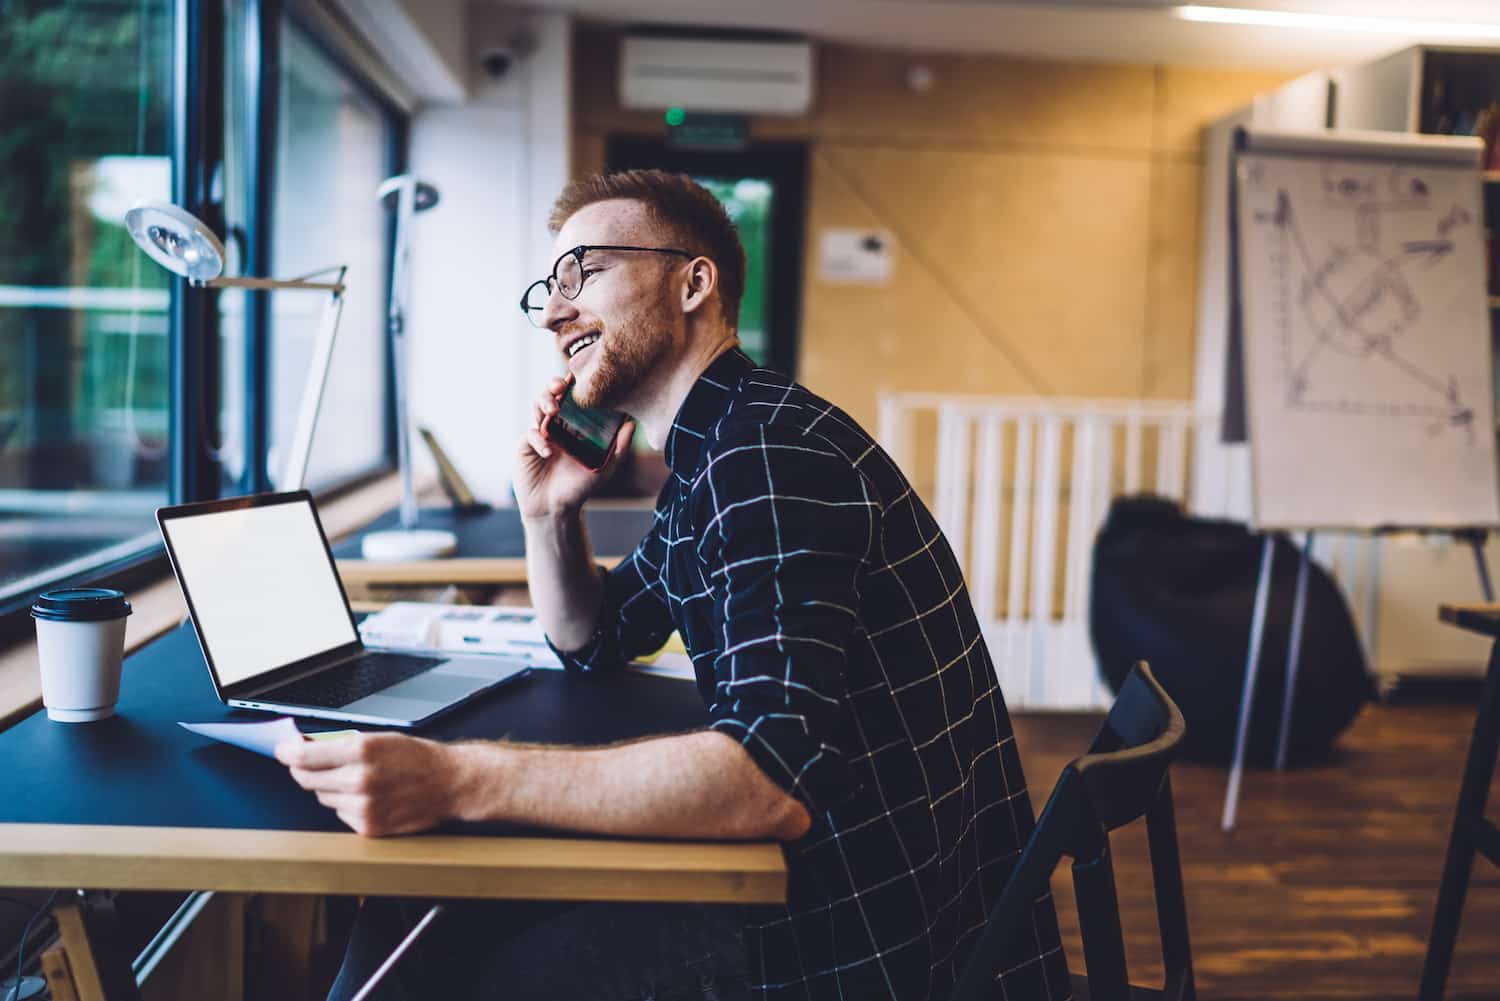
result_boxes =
[694,422,878,816]
[547,506,677,673]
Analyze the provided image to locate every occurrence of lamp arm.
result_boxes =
[388,180,419,531]
[206,275,345,294]
[279,263,351,284]
[280,283,347,490]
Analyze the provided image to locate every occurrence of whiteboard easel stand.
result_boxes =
[1274,530,1317,772]
[1457,527,1497,604]
[1221,534,1278,832]
[1221,527,1495,832]
[1220,126,1500,831]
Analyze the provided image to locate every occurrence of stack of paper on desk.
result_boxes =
[359,602,555,666]
[357,602,696,680]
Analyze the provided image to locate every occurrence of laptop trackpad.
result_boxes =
[343,672,485,718]
[434,656,530,680]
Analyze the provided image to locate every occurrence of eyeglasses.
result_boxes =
[519,244,695,328]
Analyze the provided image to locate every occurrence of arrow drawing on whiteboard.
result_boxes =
[1401,239,1454,265]
[1255,177,1478,439]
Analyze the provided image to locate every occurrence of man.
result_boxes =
[279,170,1070,1000]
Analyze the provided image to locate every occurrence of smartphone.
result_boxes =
[544,386,628,471]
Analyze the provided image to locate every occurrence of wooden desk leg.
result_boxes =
[40,947,79,1001]
[247,895,329,1001]
[1419,635,1500,1000]
[52,894,143,1001]
[136,893,246,1001]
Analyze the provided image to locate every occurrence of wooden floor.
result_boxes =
[1011,699,1500,1001]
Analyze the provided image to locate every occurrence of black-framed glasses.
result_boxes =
[519,244,695,327]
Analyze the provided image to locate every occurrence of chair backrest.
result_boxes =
[950,661,1195,1001]
[1071,659,1187,836]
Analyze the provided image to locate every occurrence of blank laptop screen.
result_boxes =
[161,500,357,687]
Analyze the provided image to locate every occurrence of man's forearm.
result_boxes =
[444,729,812,842]
[522,511,604,650]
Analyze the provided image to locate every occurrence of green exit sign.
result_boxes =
[665,111,748,152]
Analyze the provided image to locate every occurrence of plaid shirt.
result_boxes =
[554,348,1070,1000]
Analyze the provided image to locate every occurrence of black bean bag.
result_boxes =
[1089,495,1374,766]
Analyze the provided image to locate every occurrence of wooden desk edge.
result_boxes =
[1439,603,1500,637]
[336,555,621,586]
[0,823,787,905]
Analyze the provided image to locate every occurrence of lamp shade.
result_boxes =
[124,201,226,283]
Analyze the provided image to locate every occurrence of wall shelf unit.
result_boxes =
[1334,46,1500,303]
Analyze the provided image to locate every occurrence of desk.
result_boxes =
[332,503,656,590]
[0,622,785,997]
[1436,603,1500,635]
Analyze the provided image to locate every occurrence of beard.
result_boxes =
[573,311,672,412]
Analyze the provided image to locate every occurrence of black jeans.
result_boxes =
[327,898,764,1001]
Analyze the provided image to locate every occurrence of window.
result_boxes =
[0,0,175,609]
[268,20,395,490]
[0,1,403,632]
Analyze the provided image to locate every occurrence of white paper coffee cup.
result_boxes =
[31,588,132,723]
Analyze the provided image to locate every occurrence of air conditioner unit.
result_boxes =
[619,35,813,116]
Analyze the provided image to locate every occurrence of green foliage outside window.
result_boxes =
[695,177,773,366]
[0,0,172,462]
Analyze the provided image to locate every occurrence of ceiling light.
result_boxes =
[1174,5,1500,40]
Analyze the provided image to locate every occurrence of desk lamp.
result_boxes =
[124,201,346,491]
[358,174,457,561]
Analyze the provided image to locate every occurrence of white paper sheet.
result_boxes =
[178,717,306,758]
[629,652,696,681]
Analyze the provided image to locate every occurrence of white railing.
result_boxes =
[877,393,1382,709]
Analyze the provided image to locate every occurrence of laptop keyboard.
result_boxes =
[265,652,444,709]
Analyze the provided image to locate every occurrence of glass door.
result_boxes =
[606,139,808,377]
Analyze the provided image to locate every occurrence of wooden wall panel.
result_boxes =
[1145,158,1204,399]
[811,46,1157,152]
[802,144,1152,425]
[1155,65,1305,154]
[573,132,607,186]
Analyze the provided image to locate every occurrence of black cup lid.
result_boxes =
[31,588,132,623]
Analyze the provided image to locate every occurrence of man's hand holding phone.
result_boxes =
[515,375,633,519]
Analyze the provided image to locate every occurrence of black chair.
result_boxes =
[952,661,1196,1001]
[1418,620,1500,1000]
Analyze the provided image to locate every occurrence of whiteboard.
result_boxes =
[1233,129,1500,530]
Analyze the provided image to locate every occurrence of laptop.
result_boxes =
[156,490,531,727]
